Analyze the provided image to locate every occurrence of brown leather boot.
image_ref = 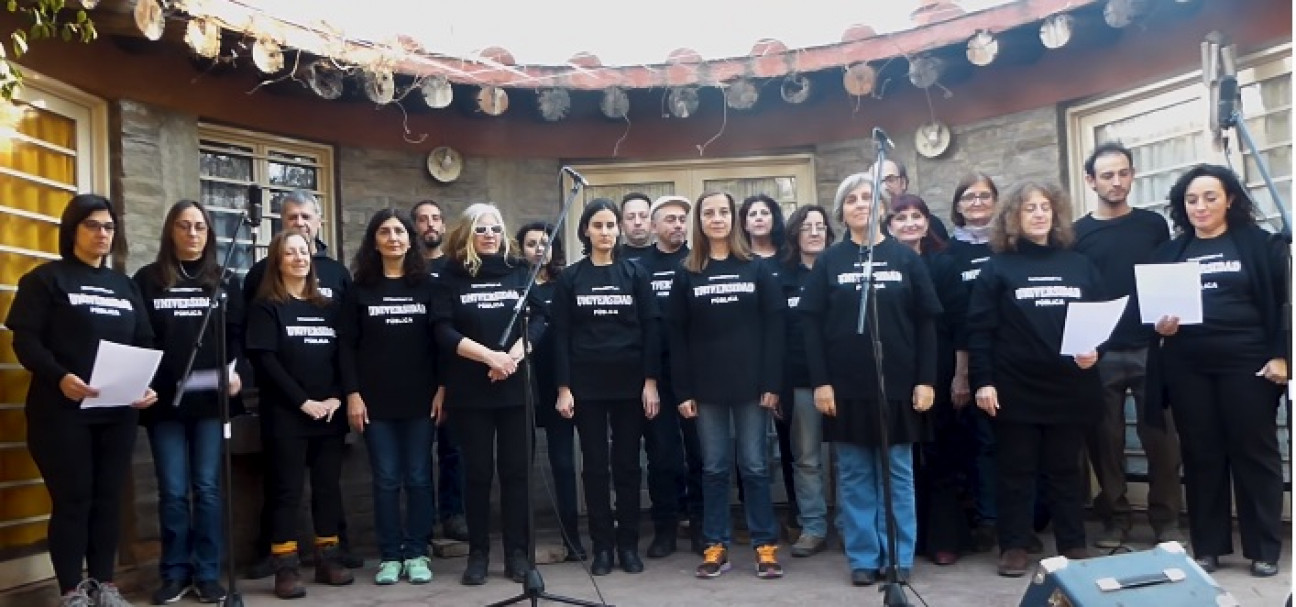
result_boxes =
[272,554,306,599]
[314,544,355,586]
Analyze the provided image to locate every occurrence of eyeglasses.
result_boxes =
[799,223,828,234]
[882,175,904,184]
[81,220,116,233]
[473,225,504,236]
[960,192,995,204]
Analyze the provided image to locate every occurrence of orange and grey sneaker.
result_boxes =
[695,544,730,578]
[755,544,784,579]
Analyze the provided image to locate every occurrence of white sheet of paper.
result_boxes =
[81,341,163,409]
[1060,296,1129,356]
[180,361,238,393]
[1134,262,1203,324]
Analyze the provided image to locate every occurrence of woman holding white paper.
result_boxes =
[965,181,1104,577]
[1146,164,1288,578]
[7,194,158,607]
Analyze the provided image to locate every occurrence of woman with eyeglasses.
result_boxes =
[133,200,243,604]
[431,203,544,586]
[780,205,835,558]
[553,199,660,575]
[246,230,353,599]
[7,194,158,607]
[514,221,586,563]
[670,191,786,580]
[944,173,1002,553]
[339,210,438,586]
[800,174,941,586]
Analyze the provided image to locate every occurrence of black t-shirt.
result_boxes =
[798,238,942,399]
[243,240,352,307]
[7,259,154,423]
[1073,208,1170,350]
[245,297,345,436]
[338,277,438,420]
[618,243,655,264]
[530,279,559,405]
[939,239,993,350]
[966,242,1103,424]
[1171,234,1267,368]
[430,255,546,409]
[552,257,661,401]
[133,261,245,423]
[667,255,784,405]
[780,261,814,389]
[645,245,689,367]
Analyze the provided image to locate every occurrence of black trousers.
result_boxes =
[995,420,1087,553]
[679,415,704,524]
[575,399,645,552]
[256,443,351,555]
[27,410,137,593]
[267,433,345,545]
[773,404,799,523]
[643,379,684,527]
[915,407,969,555]
[1164,356,1284,562]
[452,406,529,557]
[539,414,583,553]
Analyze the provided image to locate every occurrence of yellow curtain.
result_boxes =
[0,104,75,554]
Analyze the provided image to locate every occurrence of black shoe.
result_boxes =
[192,580,226,604]
[647,533,677,559]
[150,579,190,604]
[1251,560,1279,577]
[461,553,489,586]
[590,551,614,576]
[505,552,530,583]
[619,549,644,574]
[1194,555,1219,573]
[244,554,276,580]
[851,569,877,586]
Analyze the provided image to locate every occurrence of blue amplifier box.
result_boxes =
[1018,542,1240,606]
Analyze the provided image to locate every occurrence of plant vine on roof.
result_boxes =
[3,0,98,102]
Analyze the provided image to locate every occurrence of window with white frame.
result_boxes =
[197,125,335,276]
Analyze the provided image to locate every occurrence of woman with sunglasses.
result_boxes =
[133,200,244,604]
[8,194,157,607]
[431,204,545,586]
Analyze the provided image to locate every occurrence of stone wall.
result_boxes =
[813,105,1063,225]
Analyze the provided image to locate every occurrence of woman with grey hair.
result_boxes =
[800,172,940,585]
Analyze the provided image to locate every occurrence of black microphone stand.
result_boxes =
[855,140,911,607]
[487,169,608,607]
[170,209,257,607]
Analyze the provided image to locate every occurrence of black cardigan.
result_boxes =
[1143,223,1290,427]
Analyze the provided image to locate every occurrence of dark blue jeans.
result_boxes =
[542,415,583,552]
[147,418,223,582]
[366,418,435,561]
[436,422,464,520]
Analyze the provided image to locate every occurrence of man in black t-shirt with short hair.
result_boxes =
[1073,142,1183,549]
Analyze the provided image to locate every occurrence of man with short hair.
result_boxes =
[618,193,654,259]
[1073,142,1183,548]
[879,159,950,241]
[410,199,470,543]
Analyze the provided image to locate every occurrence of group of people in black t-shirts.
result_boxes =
[9,142,1288,606]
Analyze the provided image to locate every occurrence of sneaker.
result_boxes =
[374,560,403,585]
[404,556,433,584]
[94,582,135,607]
[695,544,730,578]
[1093,523,1127,549]
[59,581,97,607]
[443,515,470,542]
[755,544,784,579]
[790,533,825,558]
[1154,526,1188,546]
[150,579,190,604]
[997,548,1030,578]
[192,580,226,604]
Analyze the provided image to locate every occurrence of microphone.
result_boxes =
[562,166,588,186]
[1217,74,1238,131]
[246,185,263,227]
[872,127,894,149]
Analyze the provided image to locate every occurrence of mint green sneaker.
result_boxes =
[404,556,433,584]
[375,560,402,585]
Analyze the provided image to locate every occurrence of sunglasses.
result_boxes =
[473,225,504,236]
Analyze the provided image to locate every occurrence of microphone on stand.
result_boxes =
[1216,74,1239,131]
[872,127,895,150]
[246,185,263,228]
[561,166,589,186]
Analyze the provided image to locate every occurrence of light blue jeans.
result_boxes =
[789,388,827,537]
[836,442,916,572]
[695,400,779,547]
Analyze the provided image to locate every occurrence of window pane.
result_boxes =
[703,177,799,217]
[199,147,253,181]
[1094,98,1209,210]
[215,239,254,275]
[583,183,675,206]
[268,161,318,190]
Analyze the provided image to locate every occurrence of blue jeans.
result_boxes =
[147,418,223,582]
[789,388,827,537]
[365,418,435,561]
[837,442,916,571]
[695,401,778,547]
[436,422,464,520]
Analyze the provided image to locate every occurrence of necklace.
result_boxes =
[178,262,196,280]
